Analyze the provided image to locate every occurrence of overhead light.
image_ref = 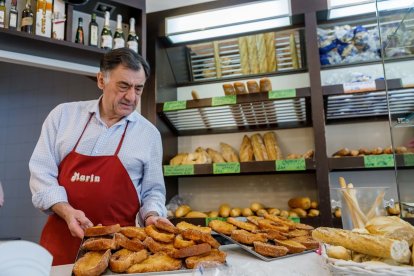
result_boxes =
[328,0,413,20]
[165,0,291,44]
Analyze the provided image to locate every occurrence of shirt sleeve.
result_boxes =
[138,130,167,223]
[29,105,68,212]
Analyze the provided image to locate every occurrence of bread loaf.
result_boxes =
[238,37,250,75]
[223,84,236,95]
[264,32,277,72]
[365,216,414,246]
[259,78,272,92]
[220,142,239,162]
[234,82,248,94]
[251,134,268,161]
[246,35,259,74]
[247,80,260,93]
[288,197,311,210]
[256,34,268,73]
[239,135,254,162]
[263,131,282,160]
[312,227,411,264]
[169,153,188,166]
[206,148,226,163]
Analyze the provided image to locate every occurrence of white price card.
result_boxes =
[343,81,376,93]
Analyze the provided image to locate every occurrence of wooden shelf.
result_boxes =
[328,154,414,171]
[322,79,402,96]
[163,159,316,177]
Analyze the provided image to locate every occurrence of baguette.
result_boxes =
[251,134,268,161]
[206,148,226,163]
[312,227,411,263]
[263,131,282,160]
[264,32,277,72]
[239,135,254,162]
[220,142,239,162]
[246,35,259,74]
[256,34,268,73]
[238,36,250,75]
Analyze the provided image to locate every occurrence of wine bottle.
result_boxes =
[113,14,125,49]
[0,0,6,28]
[100,11,112,50]
[75,17,84,44]
[8,0,18,30]
[127,17,139,53]
[88,13,98,47]
[21,0,33,33]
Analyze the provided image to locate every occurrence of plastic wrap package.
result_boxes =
[166,194,191,218]
[334,25,354,44]
[318,28,337,54]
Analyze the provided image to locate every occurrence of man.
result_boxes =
[29,48,170,265]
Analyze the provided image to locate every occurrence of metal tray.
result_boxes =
[216,232,314,262]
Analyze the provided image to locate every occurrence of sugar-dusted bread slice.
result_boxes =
[73,249,110,276]
[109,248,148,273]
[119,226,147,241]
[81,236,117,251]
[84,224,121,237]
[114,233,145,251]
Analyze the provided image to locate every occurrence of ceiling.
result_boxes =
[146,0,217,13]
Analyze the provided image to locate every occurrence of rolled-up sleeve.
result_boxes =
[29,105,68,212]
[138,131,167,224]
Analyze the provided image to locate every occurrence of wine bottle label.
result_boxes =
[113,38,125,49]
[90,25,98,46]
[22,17,33,27]
[101,35,112,49]
[10,13,17,27]
[127,41,138,53]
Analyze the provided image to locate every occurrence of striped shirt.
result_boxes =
[29,98,166,226]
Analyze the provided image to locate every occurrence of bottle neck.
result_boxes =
[104,12,110,28]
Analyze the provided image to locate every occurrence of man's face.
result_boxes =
[97,65,146,120]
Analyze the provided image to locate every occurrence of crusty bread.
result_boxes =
[264,32,277,72]
[247,80,260,93]
[239,135,254,162]
[238,37,250,75]
[109,249,148,273]
[114,233,145,251]
[73,249,111,276]
[172,243,212,259]
[84,224,121,237]
[206,148,226,163]
[251,134,268,161]
[256,34,268,73]
[259,78,272,92]
[81,237,117,251]
[365,216,414,246]
[312,227,411,264]
[223,84,236,96]
[326,245,351,261]
[246,35,259,74]
[253,241,288,257]
[220,143,239,162]
[169,153,188,166]
[119,226,147,241]
[185,249,227,269]
[263,132,282,160]
[234,82,248,94]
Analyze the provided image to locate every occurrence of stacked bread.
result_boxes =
[73,222,226,275]
[332,146,408,157]
[209,213,317,258]
[222,78,273,95]
[312,216,414,266]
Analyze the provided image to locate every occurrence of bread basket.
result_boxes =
[321,244,414,276]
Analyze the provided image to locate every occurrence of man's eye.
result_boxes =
[119,85,129,91]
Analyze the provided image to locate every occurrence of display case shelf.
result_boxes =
[328,154,414,171]
[157,88,312,136]
[163,159,316,177]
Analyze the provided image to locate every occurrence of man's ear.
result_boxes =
[97,72,105,90]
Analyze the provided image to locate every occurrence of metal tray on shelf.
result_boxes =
[216,232,314,262]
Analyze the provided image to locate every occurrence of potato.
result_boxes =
[288,197,311,210]
[256,208,268,217]
[250,202,264,212]
[175,205,191,218]
[308,209,320,217]
[310,201,318,209]
[185,211,207,218]
[241,208,253,217]
[230,208,241,217]
[267,208,280,216]
[208,211,219,218]
[291,208,307,218]
[219,204,231,218]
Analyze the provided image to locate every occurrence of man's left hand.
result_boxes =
[145,216,174,227]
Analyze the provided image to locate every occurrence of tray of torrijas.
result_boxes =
[209,214,318,262]
[72,221,227,276]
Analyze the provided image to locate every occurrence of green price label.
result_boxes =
[205,217,227,225]
[211,95,237,106]
[269,89,296,99]
[404,154,414,166]
[288,217,300,223]
[276,159,306,171]
[163,165,194,176]
[213,162,240,174]
[364,154,395,168]
[163,101,187,111]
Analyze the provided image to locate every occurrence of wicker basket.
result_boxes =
[321,244,414,276]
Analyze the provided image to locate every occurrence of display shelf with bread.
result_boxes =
[328,154,414,171]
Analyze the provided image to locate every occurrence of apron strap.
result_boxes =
[115,121,130,156]
[73,113,94,152]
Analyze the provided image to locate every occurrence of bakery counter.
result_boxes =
[51,244,330,276]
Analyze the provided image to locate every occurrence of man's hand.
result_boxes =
[145,215,174,227]
[51,202,93,239]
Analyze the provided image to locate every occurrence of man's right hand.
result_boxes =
[51,202,93,239]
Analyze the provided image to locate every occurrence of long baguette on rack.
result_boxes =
[256,34,268,73]
[264,32,277,72]
[263,131,282,160]
[312,227,411,264]
[238,37,250,75]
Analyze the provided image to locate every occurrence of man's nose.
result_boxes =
[124,87,136,101]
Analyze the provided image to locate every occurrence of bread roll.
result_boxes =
[239,135,254,162]
[312,227,411,264]
[169,153,188,166]
[326,245,351,260]
[263,131,282,160]
[175,205,191,218]
[195,147,212,164]
[302,149,314,159]
[291,208,307,218]
[396,146,407,154]
[247,80,260,93]
[220,142,239,162]
[264,32,277,72]
[185,211,208,218]
[251,134,268,161]
[206,148,226,163]
[246,35,259,74]
[223,84,236,95]
[259,78,272,92]
[238,36,250,75]
[333,148,350,157]
[288,197,311,210]
[289,33,299,69]
[255,34,268,73]
[234,82,248,94]
[308,209,320,217]
[191,90,200,100]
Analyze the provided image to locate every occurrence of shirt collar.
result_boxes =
[87,96,139,125]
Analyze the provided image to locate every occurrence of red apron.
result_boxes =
[40,114,140,265]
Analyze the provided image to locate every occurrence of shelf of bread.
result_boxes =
[322,78,402,96]
[157,86,311,136]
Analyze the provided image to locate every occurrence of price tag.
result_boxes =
[364,154,394,168]
[213,162,240,174]
[276,159,306,171]
[288,217,300,223]
[163,101,187,111]
[205,217,227,225]
[404,154,414,166]
[163,165,194,176]
[343,81,376,93]
[269,89,296,99]
[211,95,237,106]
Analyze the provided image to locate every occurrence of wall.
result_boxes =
[0,62,100,242]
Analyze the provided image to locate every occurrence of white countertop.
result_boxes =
[51,244,331,276]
